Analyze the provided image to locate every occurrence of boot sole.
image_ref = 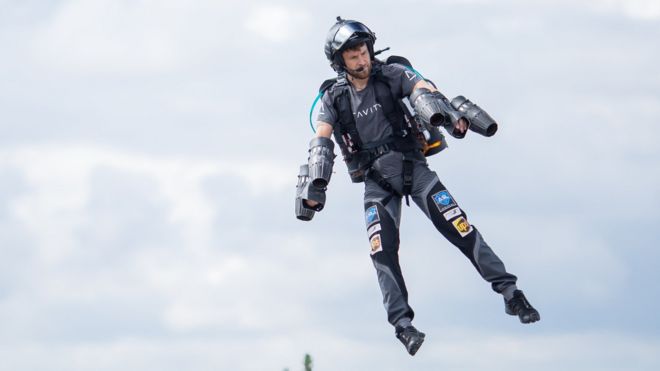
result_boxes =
[520,311,541,323]
[407,335,425,356]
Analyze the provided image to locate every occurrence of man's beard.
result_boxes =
[346,64,371,79]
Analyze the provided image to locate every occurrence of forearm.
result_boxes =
[304,125,333,207]
[316,122,333,138]
[413,79,437,92]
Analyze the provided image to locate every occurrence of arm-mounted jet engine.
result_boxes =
[450,96,498,137]
[295,137,335,221]
[410,88,468,138]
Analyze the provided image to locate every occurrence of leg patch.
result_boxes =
[443,207,462,221]
[370,234,383,255]
[365,205,380,227]
[431,190,457,213]
[367,223,382,238]
[452,216,474,237]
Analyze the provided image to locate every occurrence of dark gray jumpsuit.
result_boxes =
[317,63,518,328]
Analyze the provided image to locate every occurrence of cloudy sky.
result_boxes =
[1,0,659,370]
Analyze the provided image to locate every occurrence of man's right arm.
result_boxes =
[294,89,337,221]
[303,121,333,208]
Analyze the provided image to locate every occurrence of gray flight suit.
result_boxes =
[317,63,518,329]
[363,151,518,327]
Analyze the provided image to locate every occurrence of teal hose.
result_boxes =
[308,91,323,133]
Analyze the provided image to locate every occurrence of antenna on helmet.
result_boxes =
[374,47,390,56]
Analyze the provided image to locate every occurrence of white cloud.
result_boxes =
[0,143,367,334]
[29,0,179,74]
[480,212,629,300]
[27,0,239,75]
[244,4,311,43]
[585,0,660,20]
[0,144,291,261]
[610,0,660,20]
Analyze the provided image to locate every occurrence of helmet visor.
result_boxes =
[332,21,374,54]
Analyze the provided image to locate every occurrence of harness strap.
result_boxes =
[325,60,425,184]
[402,153,414,206]
[373,75,405,137]
[366,151,416,207]
[366,168,403,201]
[333,85,363,154]
[373,70,420,154]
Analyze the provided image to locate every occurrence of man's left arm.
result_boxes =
[391,64,468,138]
[402,68,499,139]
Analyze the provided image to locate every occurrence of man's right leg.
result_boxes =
[363,191,412,328]
[365,179,425,355]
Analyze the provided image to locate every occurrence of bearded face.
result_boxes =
[341,43,372,80]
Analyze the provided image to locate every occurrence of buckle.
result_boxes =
[369,144,389,157]
[336,72,348,86]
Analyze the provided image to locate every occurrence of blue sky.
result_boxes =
[1,0,659,370]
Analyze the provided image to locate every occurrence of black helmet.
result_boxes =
[324,17,376,72]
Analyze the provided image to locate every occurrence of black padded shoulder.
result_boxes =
[319,78,337,93]
[385,55,413,69]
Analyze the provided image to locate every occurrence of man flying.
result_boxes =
[295,17,540,356]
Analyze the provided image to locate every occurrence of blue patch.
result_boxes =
[365,206,380,226]
[431,190,456,212]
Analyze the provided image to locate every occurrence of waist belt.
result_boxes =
[361,141,395,158]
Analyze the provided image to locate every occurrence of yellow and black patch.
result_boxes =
[452,216,473,237]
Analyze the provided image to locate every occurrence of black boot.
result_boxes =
[395,325,426,356]
[505,290,541,324]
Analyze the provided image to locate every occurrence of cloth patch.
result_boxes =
[370,234,382,255]
[431,190,457,213]
[367,223,382,238]
[443,207,462,221]
[452,216,474,237]
[365,205,380,226]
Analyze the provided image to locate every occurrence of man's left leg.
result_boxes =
[410,161,540,323]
